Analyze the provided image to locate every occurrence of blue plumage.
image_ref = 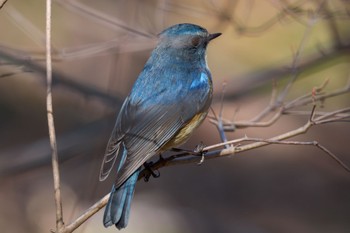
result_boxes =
[100,23,221,229]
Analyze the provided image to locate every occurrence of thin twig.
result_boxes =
[216,82,230,147]
[247,5,321,124]
[314,107,350,124]
[135,105,350,178]
[53,105,350,232]
[37,1,350,232]
[5,5,47,47]
[0,0,7,9]
[56,0,153,38]
[277,2,325,103]
[233,137,350,172]
[285,79,350,109]
[64,194,110,233]
[210,76,350,130]
[46,0,64,232]
[316,143,350,172]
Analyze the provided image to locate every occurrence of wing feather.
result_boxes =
[100,68,212,187]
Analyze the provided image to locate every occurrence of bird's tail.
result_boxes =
[103,169,140,229]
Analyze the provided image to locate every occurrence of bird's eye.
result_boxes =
[191,36,201,47]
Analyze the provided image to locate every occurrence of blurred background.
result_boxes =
[0,0,350,232]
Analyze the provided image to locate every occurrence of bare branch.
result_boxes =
[211,82,230,147]
[0,45,122,107]
[46,0,64,232]
[135,106,350,179]
[64,194,110,233]
[56,0,154,38]
[313,107,350,124]
[5,5,47,47]
[2,1,348,232]
[0,0,7,9]
[210,76,350,130]
[249,6,320,123]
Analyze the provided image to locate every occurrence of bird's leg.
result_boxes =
[158,153,165,161]
[171,147,193,153]
[171,143,207,164]
[194,142,206,165]
[143,161,160,182]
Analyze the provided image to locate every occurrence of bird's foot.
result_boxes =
[194,142,207,165]
[171,147,192,153]
[158,153,165,162]
[143,161,160,182]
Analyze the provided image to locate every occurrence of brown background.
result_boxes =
[0,1,350,233]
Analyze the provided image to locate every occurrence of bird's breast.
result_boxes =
[162,111,208,150]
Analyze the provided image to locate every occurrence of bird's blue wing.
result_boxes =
[100,66,212,187]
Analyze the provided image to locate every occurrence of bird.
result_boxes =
[99,23,221,229]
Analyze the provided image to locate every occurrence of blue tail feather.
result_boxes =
[103,169,140,229]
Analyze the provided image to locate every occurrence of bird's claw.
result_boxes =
[194,142,207,165]
[143,161,160,182]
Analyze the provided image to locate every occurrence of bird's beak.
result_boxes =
[208,32,222,41]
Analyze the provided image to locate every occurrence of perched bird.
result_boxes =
[100,23,221,229]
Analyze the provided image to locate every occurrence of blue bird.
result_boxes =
[99,23,221,229]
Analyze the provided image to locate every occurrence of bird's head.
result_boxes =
[157,23,221,58]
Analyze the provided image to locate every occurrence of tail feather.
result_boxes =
[103,169,140,229]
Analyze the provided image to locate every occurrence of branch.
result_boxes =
[0,45,122,107]
[137,105,350,177]
[33,1,350,232]
[46,0,64,232]
[64,194,110,233]
[249,4,322,123]
[210,76,350,129]
[56,0,153,38]
[49,78,350,233]
[0,0,7,9]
